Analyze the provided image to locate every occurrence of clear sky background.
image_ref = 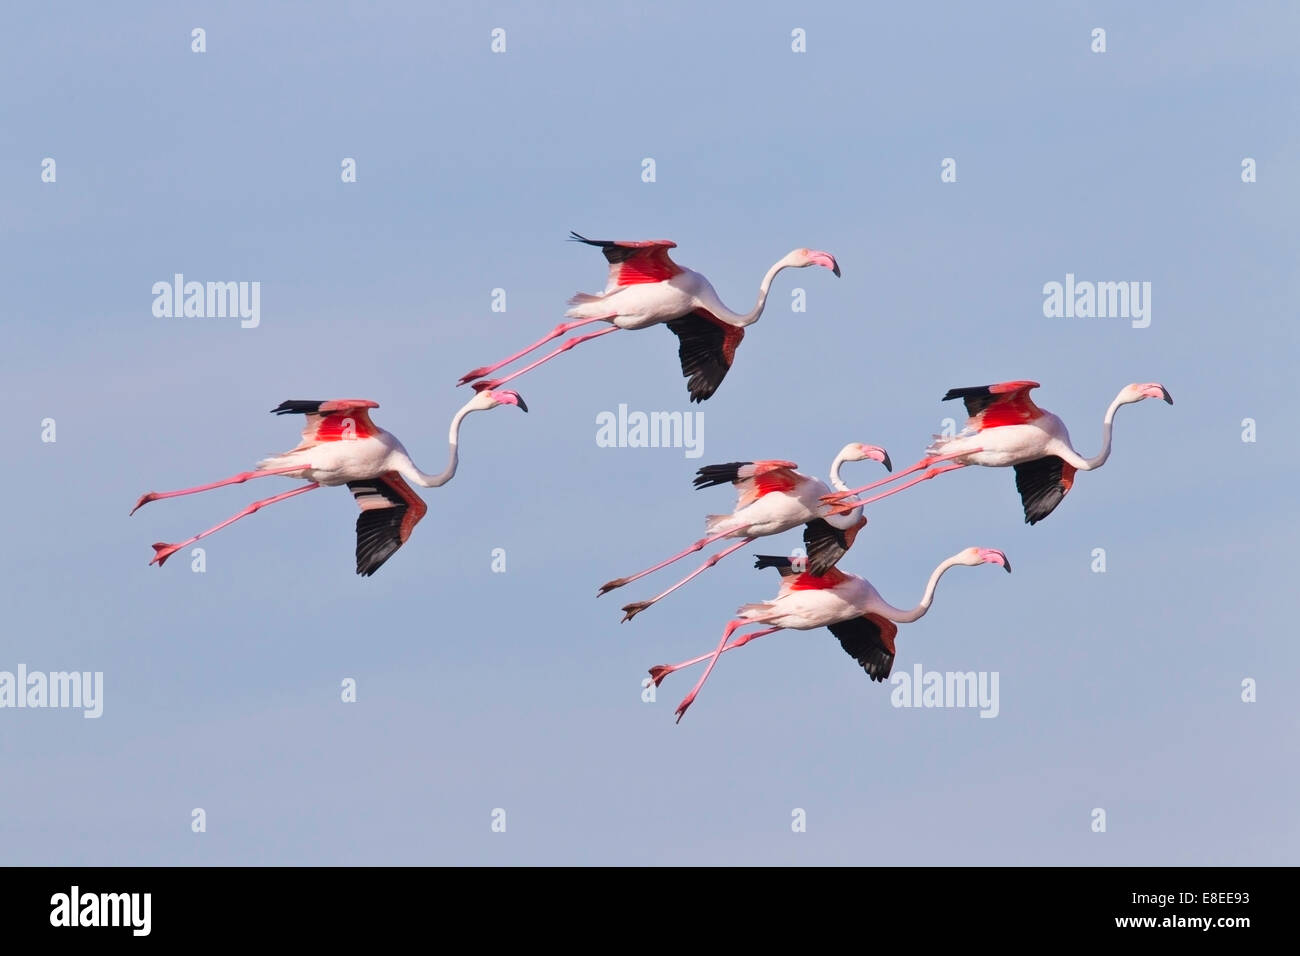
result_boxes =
[1,1,1296,865]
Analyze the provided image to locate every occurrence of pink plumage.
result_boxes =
[456,232,841,403]
[130,390,528,576]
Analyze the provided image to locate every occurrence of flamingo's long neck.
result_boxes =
[709,259,790,327]
[399,401,477,488]
[1079,391,1129,471]
[874,556,964,624]
[828,450,852,491]
[824,449,862,531]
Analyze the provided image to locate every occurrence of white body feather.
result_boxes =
[738,576,877,631]
[565,268,736,330]
[257,431,413,487]
[926,412,1077,467]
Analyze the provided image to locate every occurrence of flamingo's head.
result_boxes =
[840,442,892,471]
[1120,382,1173,406]
[471,385,529,412]
[787,248,841,277]
[960,547,1012,574]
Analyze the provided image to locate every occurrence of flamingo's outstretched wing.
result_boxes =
[801,515,867,576]
[941,381,1042,429]
[346,472,427,576]
[753,554,799,576]
[272,399,381,447]
[569,233,681,289]
[693,459,800,510]
[827,614,898,683]
[751,560,851,600]
[666,310,744,403]
[1013,455,1076,525]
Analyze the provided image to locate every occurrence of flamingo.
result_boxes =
[601,443,892,622]
[823,381,1173,524]
[130,388,528,575]
[457,232,841,402]
[650,548,1012,722]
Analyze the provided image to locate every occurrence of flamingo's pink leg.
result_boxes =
[823,450,976,503]
[148,482,320,567]
[648,624,783,686]
[620,537,755,622]
[474,326,620,390]
[825,463,968,517]
[456,317,612,386]
[598,528,742,595]
[131,465,308,515]
[670,622,786,722]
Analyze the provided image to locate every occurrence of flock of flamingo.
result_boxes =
[132,235,1172,722]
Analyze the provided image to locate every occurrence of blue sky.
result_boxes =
[1,1,1296,864]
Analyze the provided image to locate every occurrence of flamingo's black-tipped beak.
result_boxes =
[497,389,528,412]
[977,548,1011,574]
[881,452,893,472]
[807,250,840,277]
[1138,383,1172,405]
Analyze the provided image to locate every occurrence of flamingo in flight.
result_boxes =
[130,388,528,575]
[457,233,841,402]
[650,547,1012,722]
[824,381,1173,524]
[600,443,892,621]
